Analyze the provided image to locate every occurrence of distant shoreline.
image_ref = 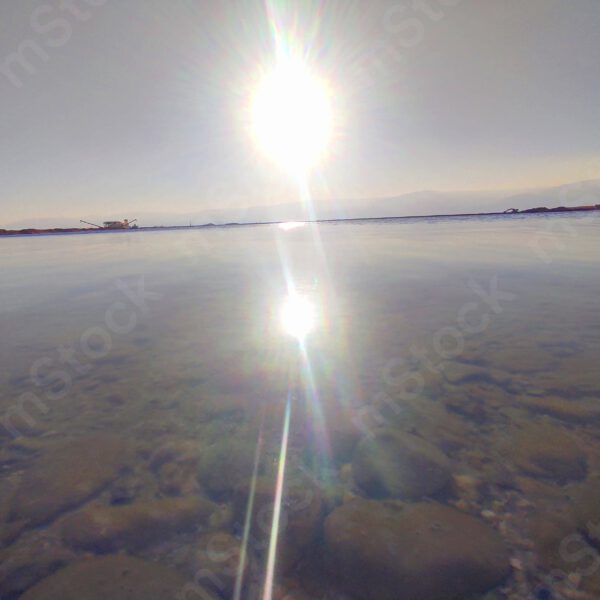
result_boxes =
[2,204,599,237]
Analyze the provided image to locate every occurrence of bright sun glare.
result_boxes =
[280,293,316,340]
[252,56,333,176]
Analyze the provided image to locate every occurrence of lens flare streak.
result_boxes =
[262,395,292,600]
[233,409,265,600]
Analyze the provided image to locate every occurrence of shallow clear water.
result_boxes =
[1,214,600,599]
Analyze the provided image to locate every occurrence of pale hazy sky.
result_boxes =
[1,0,600,226]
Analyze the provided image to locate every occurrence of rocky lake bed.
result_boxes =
[1,216,599,599]
[1,348,599,600]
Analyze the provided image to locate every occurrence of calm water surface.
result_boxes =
[1,214,600,599]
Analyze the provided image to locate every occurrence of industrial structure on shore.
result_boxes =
[80,219,138,230]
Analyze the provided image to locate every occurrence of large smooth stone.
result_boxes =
[352,429,451,499]
[325,499,511,600]
[21,554,218,600]
[10,434,132,526]
[61,496,217,552]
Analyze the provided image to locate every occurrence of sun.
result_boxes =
[251,56,333,176]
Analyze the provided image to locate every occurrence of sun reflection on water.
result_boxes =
[280,293,316,341]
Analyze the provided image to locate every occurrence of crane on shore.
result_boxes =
[80,219,138,230]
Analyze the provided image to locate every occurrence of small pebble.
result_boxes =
[509,557,523,570]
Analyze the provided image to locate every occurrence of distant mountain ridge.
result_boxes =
[6,179,600,229]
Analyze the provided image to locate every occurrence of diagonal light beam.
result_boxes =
[233,408,266,600]
[262,394,292,600]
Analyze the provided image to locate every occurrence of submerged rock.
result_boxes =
[528,510,580,573]
[275,581,314,600]
[233,474,324,573]
[325,499,511,600]
[108,473,145,505]
[377,396,471,453]
[352,429,451,499]
[518,395,600,424]
[520,478,600,574]
[61,496,217,552]
[149,439,201,471]
[504,422,587,484]
[0,416,49,439]
[199,394,248,421]
[482,345,556,375]
[149,439,202,496]
[0,532,74,598]
[0,475,24,547]
[10,434,132,526]
[157,461,201,497]
[570,478,600,551]
[537,354,600,398]
[442,361,511,386]
[199,436,259,497]
[318,407,362,463]
[582,568,600,597]
[187,531,246,597]
[21,554,218,600]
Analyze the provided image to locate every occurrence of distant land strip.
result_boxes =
[2,204,599,237]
